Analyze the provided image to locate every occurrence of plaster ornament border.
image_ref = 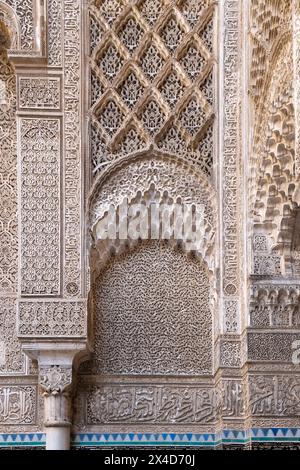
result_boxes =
[73,377,246,427]
[83,383,222,425]
[47,0,63,68]
[88,149,217,278]
[19,117,61,296]
[89,149,217,223]
[17,300,88,339]
[63,0,82,298]
[18,76,61,111]
[0,50,18,297]
[220,0,241,334]
[0,42,24,374]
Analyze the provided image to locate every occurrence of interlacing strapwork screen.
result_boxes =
[89,0,216,178]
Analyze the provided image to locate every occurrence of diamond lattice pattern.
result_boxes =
[89,0,215,177]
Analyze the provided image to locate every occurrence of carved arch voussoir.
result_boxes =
[88,150,217,273]
[0,2,20,51]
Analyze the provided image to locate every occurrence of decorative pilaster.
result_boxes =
[1,0,88,448]
[19,343,89,450]
[218,0,244,382]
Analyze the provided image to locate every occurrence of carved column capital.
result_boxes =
[40,365,73,397]
[39,364,73,429]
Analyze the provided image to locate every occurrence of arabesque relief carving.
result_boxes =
[83,240,213,376]
[1,0,300,450]
[89,0,216,178]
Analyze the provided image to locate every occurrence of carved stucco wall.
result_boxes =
[0,49,43,433]
[85,240,212,376]
[77,0,300,438]
[0,0,82,435]
[0,0,300,448]
[82,0,219,433]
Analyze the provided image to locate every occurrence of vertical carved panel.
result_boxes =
[20,118,61,296]
[0,52,24,374]
[222,0,241,332]
[0,53,17,294]
[63,0,82,298]
[48,0,63,67]
[0,298,24,373]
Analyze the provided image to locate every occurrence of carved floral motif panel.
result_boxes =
[0,52,17,294]
[18,77,61,110]
[20,118,61,296]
